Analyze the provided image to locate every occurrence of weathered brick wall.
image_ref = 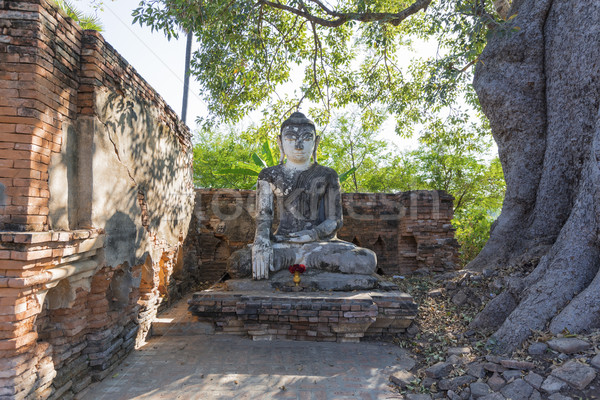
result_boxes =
[188,291,417,342]
[183,189,459,282]
[0,0,77,232]
[0,1,195,399]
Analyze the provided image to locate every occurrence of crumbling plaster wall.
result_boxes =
[0,1,194,399]
[48,88,193,269]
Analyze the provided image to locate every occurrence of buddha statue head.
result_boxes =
[278,111,320,166]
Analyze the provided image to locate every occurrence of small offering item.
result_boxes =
[288,264,306,286]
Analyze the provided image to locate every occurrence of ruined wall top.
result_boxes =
[0,0,191,232]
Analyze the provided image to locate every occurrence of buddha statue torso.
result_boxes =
[226,112,377,280]
[258,163,341,242]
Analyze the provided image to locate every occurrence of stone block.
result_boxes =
[524,372,544,390]
[547,338,591,354]
[500,378,533,399]
[389,370,417,388]
[541,375,567,394]
[551,360,596,390]
[425,361,453,379]
[487,372,506,391]
[469,381,491,398]
[437,375,475,391]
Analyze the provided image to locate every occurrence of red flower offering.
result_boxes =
[289,264,306,287]
[288,264,306,274]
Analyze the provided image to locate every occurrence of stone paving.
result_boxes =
[80,334,415,400]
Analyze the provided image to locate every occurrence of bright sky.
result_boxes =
[76,0,429,149]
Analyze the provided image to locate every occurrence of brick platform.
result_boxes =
[188,289,417,343]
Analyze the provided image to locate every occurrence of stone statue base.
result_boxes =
[187,288,418,342]
[224,270,397,292]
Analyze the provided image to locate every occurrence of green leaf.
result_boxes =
[251,153,268,169]
[234,161,263,173]
[216,168,260,176]
[338,167,357,183]
[53,0,104,31]
[261,140,275,167]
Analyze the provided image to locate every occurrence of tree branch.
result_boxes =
[257,0,432,27]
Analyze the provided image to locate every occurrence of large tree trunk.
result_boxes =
[468,0,600,353]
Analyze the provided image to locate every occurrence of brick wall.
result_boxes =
[0,0,79,232]
[0,1,195,399]
[184,189,459,282]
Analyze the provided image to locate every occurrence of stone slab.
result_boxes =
[81,334,415,400]
[551,360,596,390]
[226,271,397,292]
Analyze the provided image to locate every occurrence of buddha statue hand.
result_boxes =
[252,236,272,280]
[275,229,318,244]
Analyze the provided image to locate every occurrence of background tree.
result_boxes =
[318,110,389,192]
[131,0,600,354]
[131,0,503,128]
[192,127,261,189]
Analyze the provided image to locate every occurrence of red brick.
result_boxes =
[0,89,19,98]
[2,206,40,215]
[12,178,47,188]
[12,232,52,243]
[0,149,41,162]
[10,196,47,207]
[9,215,47,225]
[0,331,37,350]
[14,143,50,155]
[15,123,55,141]
[0,107,18,116]
[0,124,17,133]
[10,249,52,261]
[0,132,42,145]
[5,186,39,197]
[0,168,40,179]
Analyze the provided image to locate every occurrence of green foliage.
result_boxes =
[454,204,496,266]
[130,0,507,128]
[192,127,262,189]
[218,134,357,185]
[319,109,392,192]
[407,112,505,265]
[54,0,104,31]
[218,139,277,182]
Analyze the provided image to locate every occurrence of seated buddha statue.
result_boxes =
[227,111,377,280]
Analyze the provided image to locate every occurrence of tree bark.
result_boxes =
[469,0,600,353]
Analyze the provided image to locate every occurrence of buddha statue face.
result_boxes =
[280,124,316,164]
[278,112,320,166]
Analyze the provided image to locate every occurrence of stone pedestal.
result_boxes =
[187,289,417,343]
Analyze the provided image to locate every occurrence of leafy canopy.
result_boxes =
[131,0,507,127]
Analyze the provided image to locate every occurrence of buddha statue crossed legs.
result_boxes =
[227,112,377,280]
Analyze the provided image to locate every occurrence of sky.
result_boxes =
[75,0,427,149]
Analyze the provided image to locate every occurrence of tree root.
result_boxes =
[473,160,600,354]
